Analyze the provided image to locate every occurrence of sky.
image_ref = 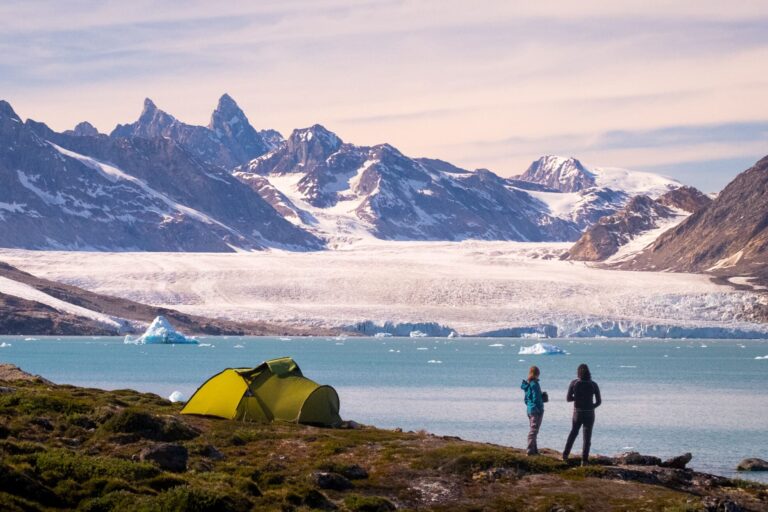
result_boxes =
[1,1,767,192]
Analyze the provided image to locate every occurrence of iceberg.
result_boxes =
[518,342,566,355]
[374,332,392,338]
[124,316,197,345]
[410,330,428,338]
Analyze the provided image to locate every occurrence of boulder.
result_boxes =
[312,471,353,491]
[736,458,768,471]
[139,443,188,472]
[616,452,662,466]
[339,464,369,480]
[661,452,692,469]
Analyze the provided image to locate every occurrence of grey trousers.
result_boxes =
[527,412,543,455]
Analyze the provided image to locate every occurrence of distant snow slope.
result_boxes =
[2,242,766,338]
[0,276,125,329]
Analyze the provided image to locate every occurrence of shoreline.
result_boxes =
[0,364,766,511]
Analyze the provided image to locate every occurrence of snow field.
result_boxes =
[0,241,765,336]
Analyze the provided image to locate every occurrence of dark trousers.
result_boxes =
[527,412,543,455]
[563,409,595,462]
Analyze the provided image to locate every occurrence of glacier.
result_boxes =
[124,316,197,345]
[2,241,767,340]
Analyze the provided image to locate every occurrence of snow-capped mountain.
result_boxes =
[510,155,680,230]
[0,97,694,250]
[0,100,321,251]
[517,155,596,192]
[564,186,711,262]
[235,125,580,243]
[112,94,278,170]
[620,155,768,285]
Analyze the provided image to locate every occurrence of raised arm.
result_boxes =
[593,381,602,408]
[566,380,575,402]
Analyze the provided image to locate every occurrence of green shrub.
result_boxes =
[35,449,159,482]
[344,495,396,512]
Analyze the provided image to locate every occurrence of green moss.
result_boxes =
[0,390,90,416]
[344,494,396,512]
[562,465,608,480]
[413,443,565,476]
[35,448,159,482]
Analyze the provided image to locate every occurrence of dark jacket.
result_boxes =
[521,378,544,415]
[566,378,601,411]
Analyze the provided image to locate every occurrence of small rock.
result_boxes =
[339,464,368,480]
[139,443,188,472]
[200,444,225,460]
[312,471,353,491]
[736,458,768,471]
[31,417,54,431]
[702,496,745,512]
[661,452,692,469]
[589,455,615,466]
[616,451,662,466]
[303,489,337,510]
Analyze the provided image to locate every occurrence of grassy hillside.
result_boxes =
[0,366,765,511]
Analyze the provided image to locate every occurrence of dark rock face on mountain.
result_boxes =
[111,95,277,169]
[0,101,321,251]
[516,156,596,192]
[564,196,677,261]
[237,125,581,242]
[621,156,768,282]
[64,121,101,137]
[656,185,712,213]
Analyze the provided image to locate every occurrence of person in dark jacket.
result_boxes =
[562,363,601,465]
[520,365,544,456]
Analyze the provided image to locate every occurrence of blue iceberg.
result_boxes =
[124,316,197,345]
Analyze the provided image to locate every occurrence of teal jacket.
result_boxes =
[521,378,544,415]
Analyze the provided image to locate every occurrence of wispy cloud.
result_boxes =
[1,1,767,191]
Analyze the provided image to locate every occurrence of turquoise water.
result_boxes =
[1,336,767,482]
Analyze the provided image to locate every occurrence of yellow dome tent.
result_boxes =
[181,357,341,427]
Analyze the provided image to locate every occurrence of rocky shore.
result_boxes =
[0,365,766,511]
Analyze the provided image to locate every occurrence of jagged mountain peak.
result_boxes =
[142,97,157,112]
[289,124,342,148]
[70,121,100,137]
[0,100,21,122]
[209,93,247,130]
[518,155,595,192]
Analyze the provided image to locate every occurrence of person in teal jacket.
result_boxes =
[520,365,544,455]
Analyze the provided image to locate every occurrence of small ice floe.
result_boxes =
[410,330,428,338]
[631,345,638,349]
[447,331,457,338]
[335,342,345,346]
[619,365,637,368]
[198,343,215,348]
[518,342,565,355]
[0,342,11,348]
[124,316,197,345]
[518,359,525,362]
[168,391,186,403]
[374,332,392,338]
[700,344,708,348]
[279,337,292,341]
[664,355,669,358]
[755,355,768,360]
[24,337,37,341]
[233,344,245,349]
[416,347,429,351]
[427,359,442,364]
[488,343,505,347]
